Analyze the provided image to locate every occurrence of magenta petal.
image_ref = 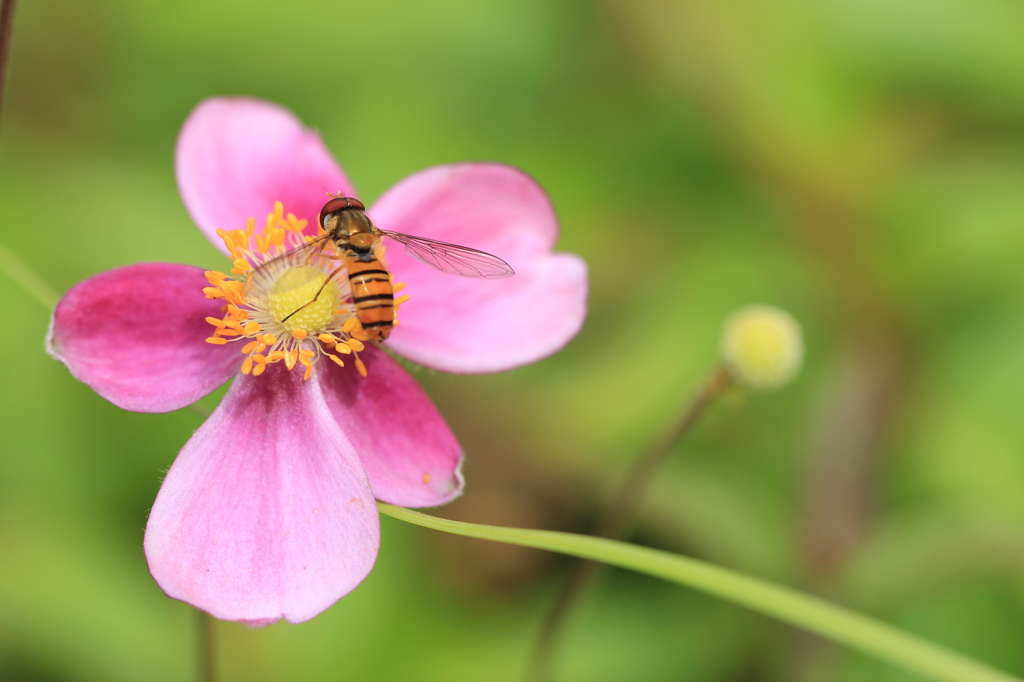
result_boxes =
[370,163,559,262]
[144,365,380,624]
[370,163,588,373]
[319,345,463,507]
[46,263,239,413]
[176,97,354,253]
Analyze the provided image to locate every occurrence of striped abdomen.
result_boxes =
[347,256,394,342]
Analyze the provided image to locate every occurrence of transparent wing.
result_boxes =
[249,232,336,279]
[379,230,515,279]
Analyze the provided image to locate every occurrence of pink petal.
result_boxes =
[46,263,239,413]
[176,97,354,253]
[369,163,588,373]
[144,365,379,625]
[319,345,463,507]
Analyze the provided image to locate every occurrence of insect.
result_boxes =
[279,196,515,342]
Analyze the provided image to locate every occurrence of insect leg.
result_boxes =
[281,264,348,324]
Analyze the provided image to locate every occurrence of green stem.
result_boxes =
[379,503,1020,682]
[196,608,215,682]
[593,367,730,541]
[529,367,730,681]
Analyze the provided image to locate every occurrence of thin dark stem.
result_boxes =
[0,0,17,136]
[197,608,215,682]
[526,367,731,682]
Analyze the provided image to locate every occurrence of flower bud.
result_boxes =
[720,305,803,391]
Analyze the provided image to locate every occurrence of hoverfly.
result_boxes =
[277,196,514,342]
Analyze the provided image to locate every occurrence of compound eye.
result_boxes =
[319,198,351,228]
[318,197,367,228]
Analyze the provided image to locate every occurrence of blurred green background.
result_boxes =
[3,0,1024,680]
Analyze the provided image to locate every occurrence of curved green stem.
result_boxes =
[379,503,1020,682]
[529,367,730,681]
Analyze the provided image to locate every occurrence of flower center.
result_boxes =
[269,266,341,331]
[201,202,411,380]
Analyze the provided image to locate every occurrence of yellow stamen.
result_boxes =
[423,473,431,484]
[205,337,228,345]
[291,328,308,340]
[347,338,365,352]
[241,356,254,374]
[285,213,307,233]
[329,355,345,368]
[355,357,367,377]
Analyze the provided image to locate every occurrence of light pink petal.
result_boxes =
[46,263,239,413]
[144,364,379,625]
[319,345,463,507]
[369,163,588,373]
[176,97,354,253]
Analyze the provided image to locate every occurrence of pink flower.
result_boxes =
[45,98,588,625]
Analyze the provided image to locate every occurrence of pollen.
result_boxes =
[200,202,405,381]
